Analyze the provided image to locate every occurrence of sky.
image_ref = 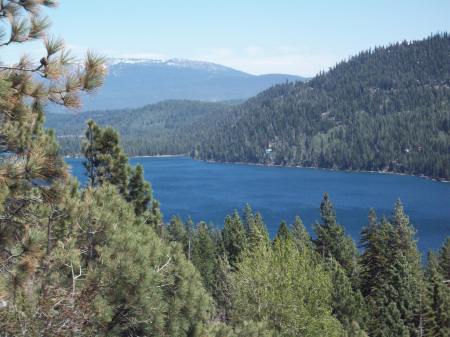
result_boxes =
[3,0,450,76]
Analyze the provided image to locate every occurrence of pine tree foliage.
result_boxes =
[191,221,217,291]
[328,259,368,335]
[222,211,247,265]
[1,3,450,336]
[439,237,450,281]
[291,215,314,251]
[423,252,450,337]
[314,193,359,279]
[273,220,292,243]
[246,210,270,249]
[360,202,422,337]
[82,119,129,194]
[127,164,152,216]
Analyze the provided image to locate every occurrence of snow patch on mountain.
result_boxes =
[107,58,239,74]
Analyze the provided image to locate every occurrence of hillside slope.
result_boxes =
[47,100,235,156]
[193,34,450,179]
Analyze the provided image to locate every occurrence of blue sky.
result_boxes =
[4,0,450,76]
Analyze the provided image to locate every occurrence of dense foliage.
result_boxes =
[194,34,450,180]
[1,3,449,336]
[50,34,450,180]
[46,100,237,156]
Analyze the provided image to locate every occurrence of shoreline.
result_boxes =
[197,158,450,183]
[64,153,449,183]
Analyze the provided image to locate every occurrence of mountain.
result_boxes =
[49,34,450,180]
[62,58,304,111]
[193,34,450,180]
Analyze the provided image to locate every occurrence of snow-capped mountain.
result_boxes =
[65,58,305,111]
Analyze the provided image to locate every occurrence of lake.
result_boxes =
[66,156,450,253]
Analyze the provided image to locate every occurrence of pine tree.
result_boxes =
[314,193,359,279]
[167,215,188,246]
[85,186,213,336]
[246,211,270,248]
[274,221,292,243]
[328,259,368,334]
[392,200,421,268]
[191,222,217,291]
[82,120,129,194]
[423,252,450,337]
[360,210,392,297]
[291,215,313,251]
[126,164,152,216]
[360,203,422,337]
[439,237,450,280]
[0,2,105,334]
[222,211,247,265]
[243,203,255,233]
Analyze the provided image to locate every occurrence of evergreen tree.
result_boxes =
[392,200,421,267]
[360,203,422,337]
[191,222,217,291]
[243,203,255,233]
[328,260,368,335]
[360,210,391,297]
[127,164,152,216]
[246,211,270,248]
[439,237,450,280]
[222,211,247,265]
[0,2,105,334]
[213,256,233,322]
[423,252,450,337]
[167,216,189,247]
[291,215,313,251]
[86,186,213,336]
[82,120,129,194]
[274,221,292,243]
[314,193,359,279]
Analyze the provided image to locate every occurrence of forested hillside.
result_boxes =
[1,2,450,335]
[47,100,236,156]
[51,34,450,179]
[194,34,450,180]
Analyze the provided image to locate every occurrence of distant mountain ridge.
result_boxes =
[65,58,304,111]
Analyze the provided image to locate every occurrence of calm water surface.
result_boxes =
[66,156,450,253]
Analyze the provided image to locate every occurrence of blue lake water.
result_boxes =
[66,156,450,253]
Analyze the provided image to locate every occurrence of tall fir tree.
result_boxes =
[439,237,450,281]
[314,193,359,280]
[222,211,247,265]
[246,211,270,248]
[328,259,368,335]
[291,215,313,251]
[126,164,152,216]
[191,222,217,291]
[360,203,422,337]
[273,221,292,243]
[423,252,450,337]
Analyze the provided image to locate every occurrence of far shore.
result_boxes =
[64,153,449,183]
[198,158,450,184]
